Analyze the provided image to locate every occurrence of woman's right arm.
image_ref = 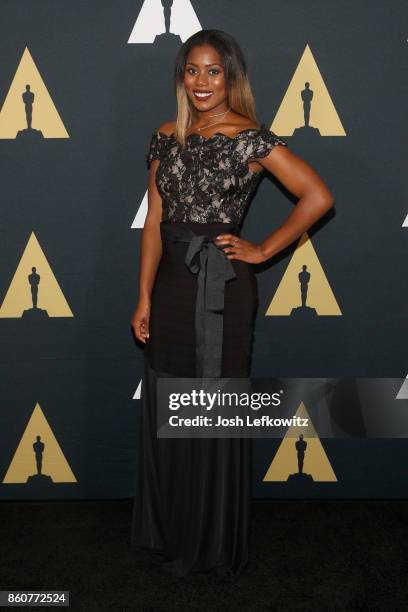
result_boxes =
[131,156,163,344]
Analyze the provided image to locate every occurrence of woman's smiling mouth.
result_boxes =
[193,90,213,100]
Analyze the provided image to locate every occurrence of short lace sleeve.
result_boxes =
[246,125,288,161]
[146,130,165,169]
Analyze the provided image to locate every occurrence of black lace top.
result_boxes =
[146,123,288,224]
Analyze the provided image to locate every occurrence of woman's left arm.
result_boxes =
[216,146,335,263]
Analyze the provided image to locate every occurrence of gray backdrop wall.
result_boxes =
[0,0,406,500]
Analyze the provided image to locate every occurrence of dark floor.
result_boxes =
[0,500,407,611]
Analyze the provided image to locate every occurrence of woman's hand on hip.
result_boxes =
[214,234,267,264]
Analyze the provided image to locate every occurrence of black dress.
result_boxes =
[131,124,288,577]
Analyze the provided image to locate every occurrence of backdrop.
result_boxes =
[0,0,406,500]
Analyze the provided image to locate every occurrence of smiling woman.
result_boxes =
[130,29,334,578]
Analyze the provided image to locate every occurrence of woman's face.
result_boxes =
[183,44,229,114]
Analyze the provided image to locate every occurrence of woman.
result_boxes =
[130,29,334,577]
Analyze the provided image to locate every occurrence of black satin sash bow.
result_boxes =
[160,222,239,378]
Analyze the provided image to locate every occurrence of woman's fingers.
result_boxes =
[141,319,150,341]
[132,318,150,343]
[215,233,237,246]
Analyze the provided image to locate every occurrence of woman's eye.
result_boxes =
[186,68,220,75]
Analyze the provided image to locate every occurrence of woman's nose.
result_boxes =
[196,74,209,86]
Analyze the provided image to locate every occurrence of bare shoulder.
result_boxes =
[223,115,262,137]
[157,120,176,136]
[236,120,262,131]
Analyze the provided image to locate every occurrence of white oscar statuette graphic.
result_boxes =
[128,0,201,44]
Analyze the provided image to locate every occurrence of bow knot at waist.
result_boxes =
[160,222,239,378]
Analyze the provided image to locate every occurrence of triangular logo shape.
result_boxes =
[266,232,341,316]
[396,375,408,400]
[263,401,338,482]
[133,378,143,399]
[3,403,77,484]
[128,0,201,44]
[271,44,346,137]
[0,231,74,318]
[0,47,69,139]
[402,214,408,228]
[131,190,148,228]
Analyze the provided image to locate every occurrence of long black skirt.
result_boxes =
[130,221,258,577]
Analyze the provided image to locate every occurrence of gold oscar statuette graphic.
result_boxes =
[266,233,341,317]
[263,401,337,483]
[0,232,73,318]
[2,403,77,486]
[0,46,69,139]
[271,44,346,138]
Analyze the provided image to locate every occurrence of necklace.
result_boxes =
[207,109,231,117]
[195,108,231,132]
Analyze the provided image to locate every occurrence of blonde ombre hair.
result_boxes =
[173,30,260,148]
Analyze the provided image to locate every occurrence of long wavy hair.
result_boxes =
[173,29,260,147]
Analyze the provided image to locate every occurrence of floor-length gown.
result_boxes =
[130,123,288,577]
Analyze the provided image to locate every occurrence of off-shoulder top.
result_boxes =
[146,123,288,224]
